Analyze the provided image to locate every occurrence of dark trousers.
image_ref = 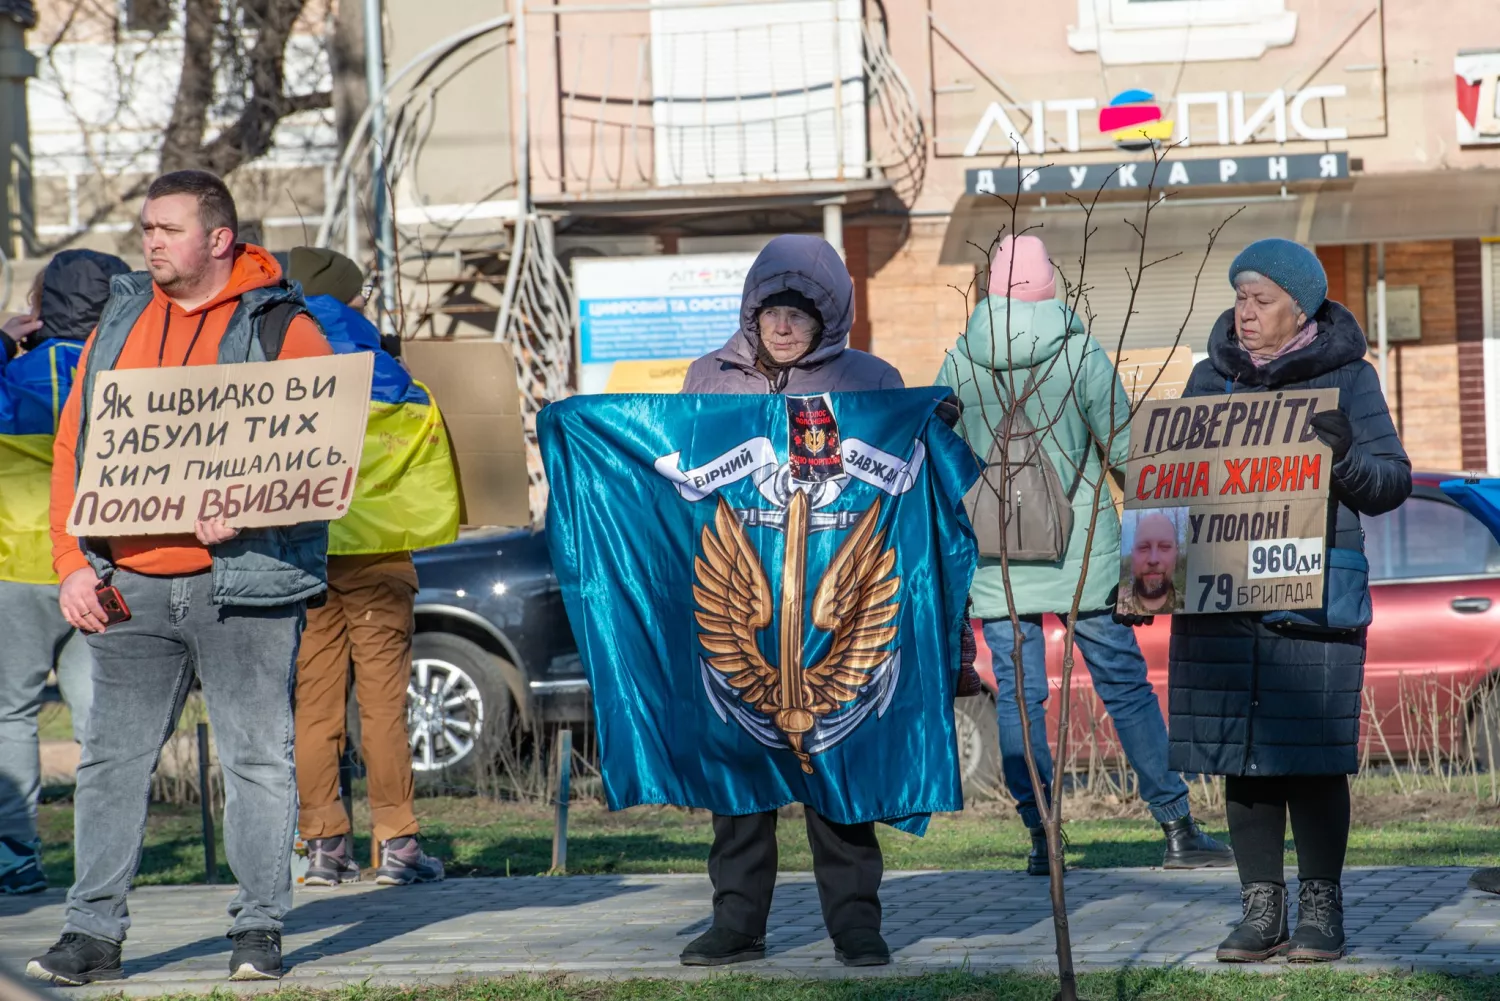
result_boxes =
[1225,774,1351,886]
[708,809,882,938]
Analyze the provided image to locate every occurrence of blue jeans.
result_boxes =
[64,570,303,944]
[0,581,94,847]
[982,612,1189,829]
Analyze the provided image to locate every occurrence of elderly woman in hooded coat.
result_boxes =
[679,234,902,970]
[1170,239,1410,964]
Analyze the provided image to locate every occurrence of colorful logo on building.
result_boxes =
[1097,90,1175,151]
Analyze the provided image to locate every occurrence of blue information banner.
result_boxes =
[579,294,742,364]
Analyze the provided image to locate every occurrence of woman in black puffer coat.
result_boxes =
[1169,239,1411,965]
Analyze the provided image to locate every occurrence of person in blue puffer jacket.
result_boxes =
[0,249,129,895]
[302,289,427,408]
[1,251,130,435]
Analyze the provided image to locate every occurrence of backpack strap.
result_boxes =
[256,301,303,362]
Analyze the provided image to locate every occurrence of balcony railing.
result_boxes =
[540,0,926,202]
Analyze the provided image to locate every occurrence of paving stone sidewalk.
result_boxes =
[2,867,1499,995]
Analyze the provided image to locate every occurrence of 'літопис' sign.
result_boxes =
[68,354,374,536]
[1119,389,1337,616]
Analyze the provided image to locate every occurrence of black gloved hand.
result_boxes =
[1309,409,1353,464]
[935,392,963,430]
[956,600,984,697]
[0,315,40,360]
[1107,582,1154,628]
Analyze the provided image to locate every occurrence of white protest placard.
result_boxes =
[1119,388,1338,616]
[69,354,374,536]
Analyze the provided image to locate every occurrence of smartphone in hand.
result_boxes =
[95,582,131,625]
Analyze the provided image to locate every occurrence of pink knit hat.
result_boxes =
[988,234,1056,302]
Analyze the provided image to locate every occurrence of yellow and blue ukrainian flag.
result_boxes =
[0,339,82,583]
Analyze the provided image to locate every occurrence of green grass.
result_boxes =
[89,970,1500,1000]
[35,795,1500,888]
[37,702,74,742]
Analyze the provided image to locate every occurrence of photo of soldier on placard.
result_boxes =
[1119,507,1190,616]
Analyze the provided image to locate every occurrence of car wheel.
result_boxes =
[407,633,514,784]
[954,693,1002,800]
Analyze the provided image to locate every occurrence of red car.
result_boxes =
[956,472,1500,794]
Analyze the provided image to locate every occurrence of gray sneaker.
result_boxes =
[375,837,445,886]
[303,834,361,887]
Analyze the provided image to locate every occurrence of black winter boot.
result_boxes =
[1027,826,1050,876]
[1287,879,1345,962]
[679,926,765,967]
[832,927,891,967]
[1162,815,1236,869]
[1216,882,1290,962]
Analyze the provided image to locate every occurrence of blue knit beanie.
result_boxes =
[1229,238,1327,320]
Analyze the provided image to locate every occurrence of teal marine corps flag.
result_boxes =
[539,388,979,834]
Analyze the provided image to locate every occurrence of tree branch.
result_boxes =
[159,0,220,173]
[285,90,333,114]
[163,0,325,178]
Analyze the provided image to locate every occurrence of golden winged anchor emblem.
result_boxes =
[693,490,902,774]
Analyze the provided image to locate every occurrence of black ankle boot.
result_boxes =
[679,926,766,967]
[832,927,890,967]
[1162,815,1236,869]
[1288,879,1345,962]
[1027,826,1050,876]
[1216,882,1290,962]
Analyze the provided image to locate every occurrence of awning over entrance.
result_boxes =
[940,194,1305,267]
[1307,171,1500,245]
[536,178,895,238]
[939,168,1500,267]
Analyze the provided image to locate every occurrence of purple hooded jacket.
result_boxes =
[681,234,904,395]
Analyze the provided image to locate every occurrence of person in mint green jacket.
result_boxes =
[937,234,1232,876]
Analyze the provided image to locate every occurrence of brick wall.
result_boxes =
[1455,240,1487,471]
[1329,240,1463,473]
[1391,344,1464,472]
[846,225,872,353]
[863,220,975,385]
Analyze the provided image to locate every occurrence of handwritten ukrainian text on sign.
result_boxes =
[69,354,374,536]
[1119,389,1337,616]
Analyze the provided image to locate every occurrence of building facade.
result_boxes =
[22,0,1500,473]
[497,0,1500,474]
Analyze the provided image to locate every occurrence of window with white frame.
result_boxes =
[650,0,866,187]
[1069,0,1297,65]
[122,0,172,35]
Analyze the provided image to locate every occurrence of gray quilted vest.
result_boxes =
[74,271,328,607]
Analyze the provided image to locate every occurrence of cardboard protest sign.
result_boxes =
[69,354,374,537]
[1120,389,1337,616]
[403,340,531,528]
[1105,346,1197,516]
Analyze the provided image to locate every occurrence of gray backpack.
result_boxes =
[963,369,1074,562]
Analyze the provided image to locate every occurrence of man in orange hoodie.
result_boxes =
[26,171,332,987]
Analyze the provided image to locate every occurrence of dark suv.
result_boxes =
[406,527,585,778]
